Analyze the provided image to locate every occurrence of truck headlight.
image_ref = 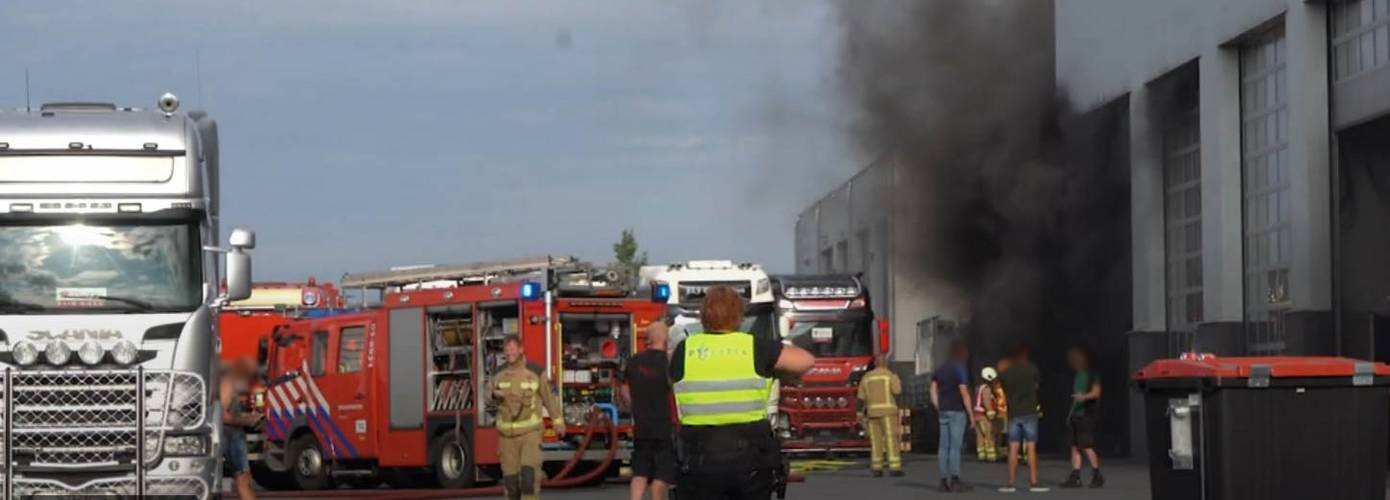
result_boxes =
[44,341,72,366]
[78,341,104,366]
[12,341,39,366]
[163,435,209,456]
[111,340,138,365]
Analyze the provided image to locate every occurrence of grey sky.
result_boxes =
[1,0,857,281]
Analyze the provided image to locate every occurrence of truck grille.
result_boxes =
[12,476,208,499]
[0,370,206,468]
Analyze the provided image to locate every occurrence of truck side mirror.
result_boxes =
[877,319,891,354]
[223,227,255,302]
[226,250,252,301]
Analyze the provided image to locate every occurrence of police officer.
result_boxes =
[670,286,814,499]
[490,336,564,500]
[856,354,902,477]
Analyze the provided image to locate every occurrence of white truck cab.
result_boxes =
[0,95,253,499]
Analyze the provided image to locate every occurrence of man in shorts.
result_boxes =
[1061,345,1104,489]
[622,322,677,500]
[997,344,1047,493]
[221,356,263,500]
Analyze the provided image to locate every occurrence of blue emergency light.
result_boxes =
[520,282,542,300]
[652,282,671,303]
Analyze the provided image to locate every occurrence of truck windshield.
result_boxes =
[0,222,202,312]
[671,302,779,344]
[786,318,874,357]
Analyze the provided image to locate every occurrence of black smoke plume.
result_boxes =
[836,0,1132,452]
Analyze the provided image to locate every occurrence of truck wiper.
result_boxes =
[91,295,157,311]
[0,299,46,313]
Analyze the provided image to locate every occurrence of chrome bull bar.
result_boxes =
[0,366,207,498]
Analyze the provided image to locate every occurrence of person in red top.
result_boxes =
[622,322,676,500]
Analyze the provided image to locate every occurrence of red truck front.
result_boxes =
[771,275,886,454]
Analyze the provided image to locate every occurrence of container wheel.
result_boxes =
[431,433,476,489]
[288,433,332,490]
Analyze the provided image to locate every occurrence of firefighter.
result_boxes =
[490,335,564,500]
[856,354,903,477]
[670,286,815,499]
[973,367,1002,462]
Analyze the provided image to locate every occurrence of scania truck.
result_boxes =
[0,95,254,498]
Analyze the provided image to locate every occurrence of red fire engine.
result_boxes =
[770,274,894,453]
[252,257,664,490]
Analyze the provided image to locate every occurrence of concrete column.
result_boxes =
[1131,85,1168,332]
[1200,47,1246,322]
[1285,2,1333,312]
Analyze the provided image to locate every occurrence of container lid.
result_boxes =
[1135,355,1390,381]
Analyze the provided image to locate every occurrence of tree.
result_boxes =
[611,228,647,287]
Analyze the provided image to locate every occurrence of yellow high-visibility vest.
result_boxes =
[674,332,772,426]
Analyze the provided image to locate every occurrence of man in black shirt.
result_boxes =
[623,322,677,500]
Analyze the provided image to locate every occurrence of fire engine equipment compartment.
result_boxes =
[559,313,631,431]
[1134,355,1390,500]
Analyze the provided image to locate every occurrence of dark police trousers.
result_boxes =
[678,422,780,500]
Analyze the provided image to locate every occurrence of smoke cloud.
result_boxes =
[835,0,1131,442]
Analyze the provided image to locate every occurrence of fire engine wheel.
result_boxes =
[431,433,476,489]
[288,434,332,490]
[251,462,298,491]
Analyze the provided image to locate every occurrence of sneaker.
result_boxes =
[889,470,904,477]
[1089,470,1105,489]
[1029,484,1051,492]
[999,485,1018,493]
[940,479,952,492]
[1059,470,1083,489]
[871,470,883,478]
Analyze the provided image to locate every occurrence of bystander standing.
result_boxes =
[998,344,1047,493]
[930,340,975,492]
[622,322,678,500]
[1060,345,1105,489]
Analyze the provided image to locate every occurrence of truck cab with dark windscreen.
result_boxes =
[771,274,892,453]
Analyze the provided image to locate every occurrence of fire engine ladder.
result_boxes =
[340,255,586,292]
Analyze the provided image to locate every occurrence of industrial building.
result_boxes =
[1060,0,1390,455]
[798,0,1390,456]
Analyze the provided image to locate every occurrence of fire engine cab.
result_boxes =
[219,279,344,363]
[770,274,895,453]
[253,257,663,490]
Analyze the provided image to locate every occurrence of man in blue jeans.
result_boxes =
[930,340,975,492]
[998,344,1048,493]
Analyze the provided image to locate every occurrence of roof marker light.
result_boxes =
[117,203,142,213]
[9,203,33,213]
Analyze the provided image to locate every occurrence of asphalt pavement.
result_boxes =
[539,455,1149,499]
[236,455,1153,499]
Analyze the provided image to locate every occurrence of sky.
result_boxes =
[0,0,859,281]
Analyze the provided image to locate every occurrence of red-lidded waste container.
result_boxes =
[1134,355,1390,500]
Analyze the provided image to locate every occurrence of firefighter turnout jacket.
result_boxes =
[857,366,901,417]
[491,362,563,437]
